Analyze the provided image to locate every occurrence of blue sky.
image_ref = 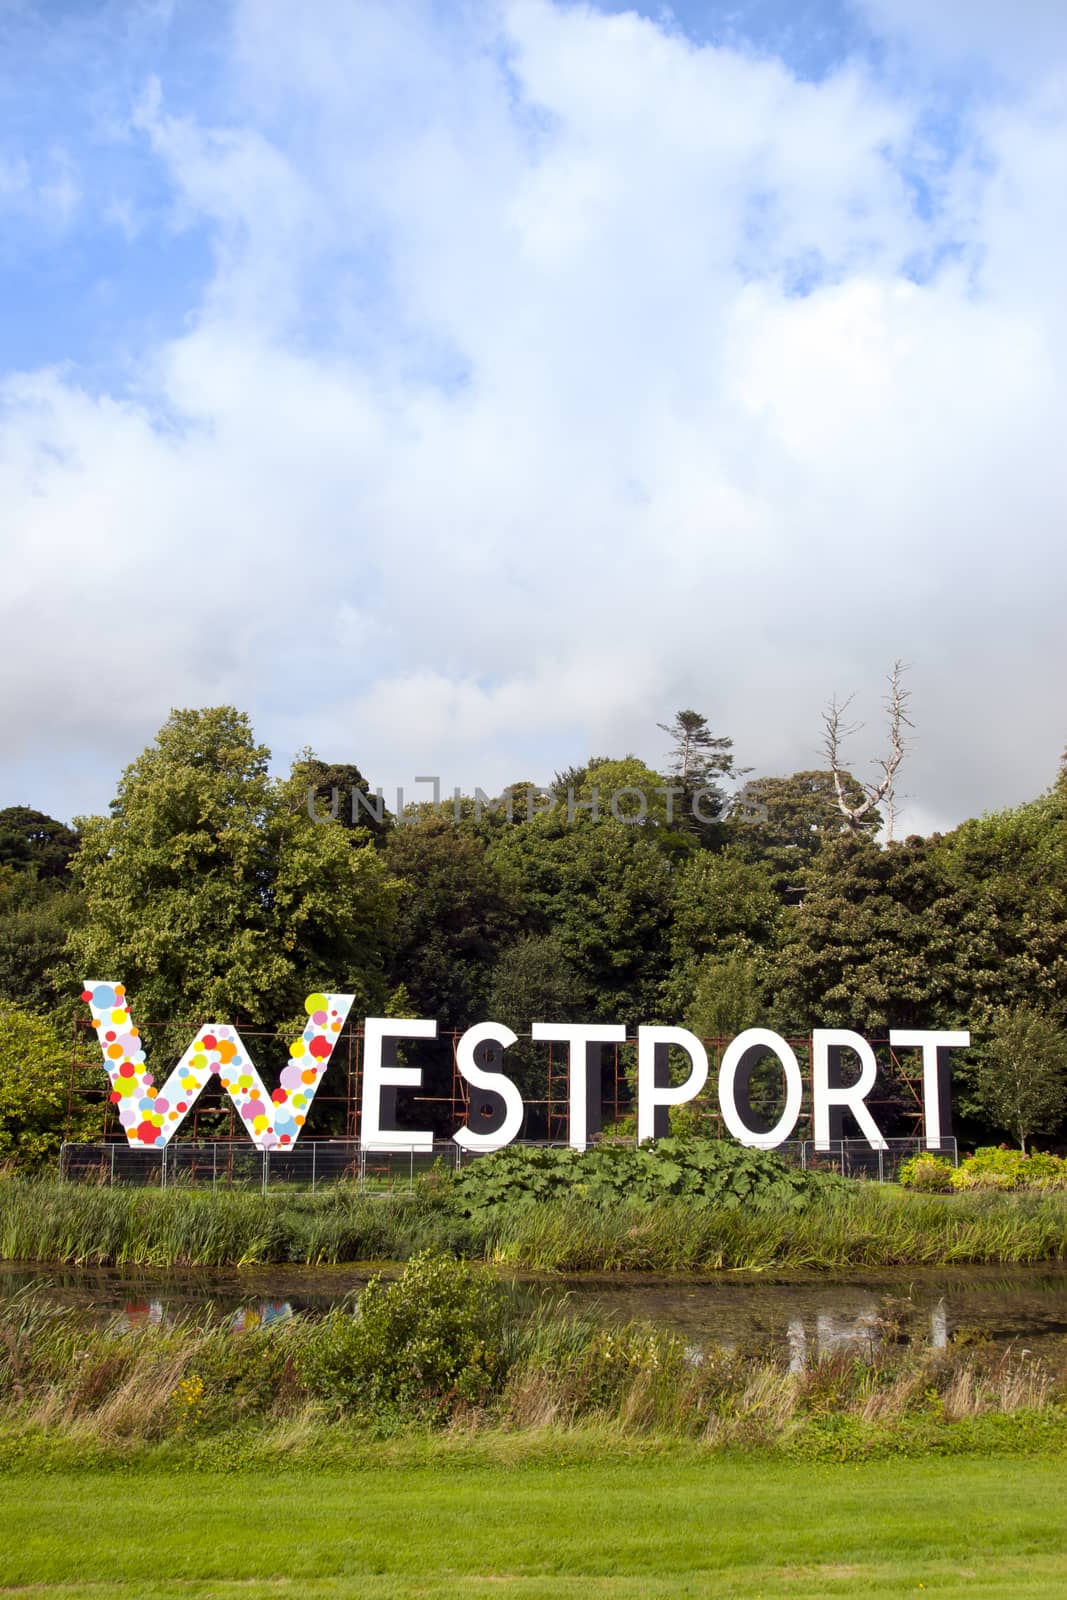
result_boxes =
[2,0,1066,831]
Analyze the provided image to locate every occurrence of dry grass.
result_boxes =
[1,1277,1064,1461]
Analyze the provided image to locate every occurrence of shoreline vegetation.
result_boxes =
[3,1137,1066,1474]
[2,1183,1066,1272]
[2,1138,1066,1272]
[2,1254,1066,1472]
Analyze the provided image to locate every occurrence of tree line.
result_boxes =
[1,702,1065,1161]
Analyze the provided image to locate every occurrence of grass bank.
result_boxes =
[1,1456,1065,1598]
[2,1175,1066,1269]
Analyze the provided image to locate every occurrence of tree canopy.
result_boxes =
[1,700,1065,1157]
[64,708,396,1033]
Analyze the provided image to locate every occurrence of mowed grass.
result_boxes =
[0,1455,1065,1598]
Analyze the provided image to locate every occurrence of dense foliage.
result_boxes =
[0,1003,91,1165]
[298,1252,509,1417]
[950,1146,1067,1191]
[897,1151,955,1192]
[1,706,1065,1159]
[451,1138,847,1215]
[900,1146,1067,1192]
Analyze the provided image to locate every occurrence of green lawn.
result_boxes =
[1,1455,1065,1598]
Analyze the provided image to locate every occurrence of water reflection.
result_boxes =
[228,1300,292,1333]
[113,1296,294,1334]
[784,1303,949,1371]
[3,1262,1065,1358]
[123,1298,164,1330]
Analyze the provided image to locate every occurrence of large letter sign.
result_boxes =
[82,985,970,1153]
[81,981,354,1149]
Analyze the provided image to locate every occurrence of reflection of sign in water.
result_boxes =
[231,1301,293,1333]
[786,1305,948,1371]
[122,1298,163,1331]
[83,983,969,1154]
[121,1298,293,1333]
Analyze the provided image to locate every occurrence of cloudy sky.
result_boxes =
[2,0,1065,834]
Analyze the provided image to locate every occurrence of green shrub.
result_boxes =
[452,1138,846,1218]
[951,1147,1067,1191]
[297,1251,509,1421]
[898,1152,954,1192]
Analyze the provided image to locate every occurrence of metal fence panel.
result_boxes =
[58,1134,956,1190]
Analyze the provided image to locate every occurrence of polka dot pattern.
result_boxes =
[82,982,354,1149]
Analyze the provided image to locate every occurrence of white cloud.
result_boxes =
[1,0,1066,834]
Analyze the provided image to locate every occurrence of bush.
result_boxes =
[951,1146,1067,1191]
[297,1251,509,1421]
[897,1152,954,1192]
[452,1138,847,1218]
[0,1003,88,1167]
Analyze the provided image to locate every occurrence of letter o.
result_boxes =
[718,1029,803,1148]
[610,786,648,825]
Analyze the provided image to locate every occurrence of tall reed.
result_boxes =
[1,1175,1064,1271]
[481,1188,1067,1272]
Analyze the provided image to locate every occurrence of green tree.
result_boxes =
[383,817,523,1031]
[729,769,879,885]
[0,807,83,1014]
[65,708,396,1037]
[486,932,585,1113]
[657,709,741,829]
[670,849,780,968]
[0,807,79,880]
[968,1007,1067,1152]
[684,950,768,1041]
[491,813,675,1025]
[0,1001,93,1166]
[570,755,693,855]
[290,751,392,843]
[767,834,992,1037]
[0,888,84,1013]
[937,785,1067,1026]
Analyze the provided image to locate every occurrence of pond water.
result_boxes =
[3,1261,1066,1362]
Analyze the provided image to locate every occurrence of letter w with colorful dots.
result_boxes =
[81,982,355,1149]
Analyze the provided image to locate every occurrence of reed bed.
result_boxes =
[1,1175,1065,1271]
[482,1188,1067,1272]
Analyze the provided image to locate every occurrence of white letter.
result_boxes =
[812,1029,887,1151]
[360,1018,437,1151]
[566,787,599,825]
[718,1029,803,1148]
[453,1022,524,1150]
[526,787,554,822]
[610,787,648,825]
[637,1026,709,1144]
[890,1030,969,1149]
[414,774,441,811]
[531,1022,626,1149]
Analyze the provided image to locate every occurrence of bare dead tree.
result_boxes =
[821,661,913,841]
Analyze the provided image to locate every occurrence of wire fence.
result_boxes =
[58,1135,957,1191]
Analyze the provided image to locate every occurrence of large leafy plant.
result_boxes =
[452,1137,846,1216]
